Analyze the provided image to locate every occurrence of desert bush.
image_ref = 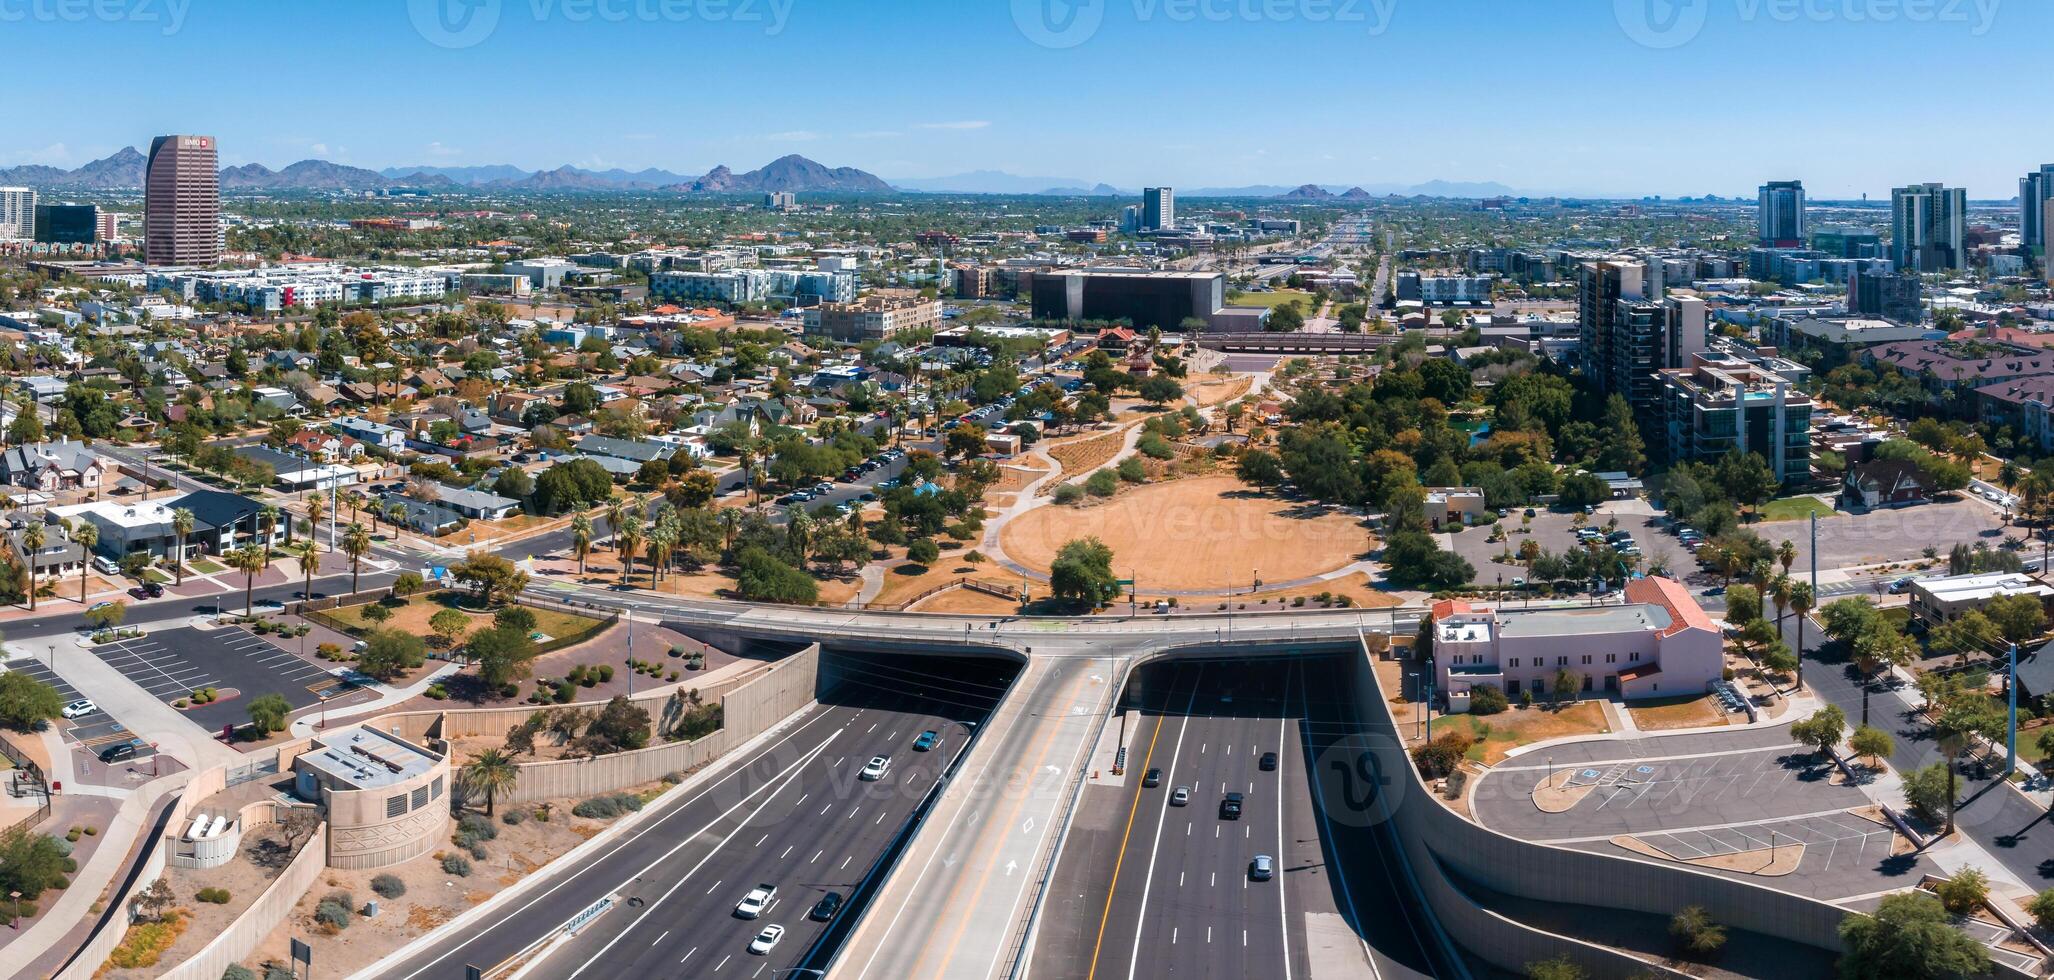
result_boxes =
[370,874,406,899]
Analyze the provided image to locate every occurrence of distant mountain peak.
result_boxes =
[663,156,890,195]
[1280,184,1335,199]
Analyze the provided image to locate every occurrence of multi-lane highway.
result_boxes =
[381,653,1018,980]
[1036,656,1450,980]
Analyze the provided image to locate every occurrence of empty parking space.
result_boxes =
[92,626,347,730]
[6,656,152,755]
[1634,812,1894,869]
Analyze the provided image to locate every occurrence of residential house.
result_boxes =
[54,489,279,561]
[433,485,521,521]
[0,440,113,493]
[333,416,407,453]
[1841,459,1935,509]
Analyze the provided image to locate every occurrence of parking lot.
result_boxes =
[5,655,152,755]
[91,626,346,730]
[1443,495,2010,591]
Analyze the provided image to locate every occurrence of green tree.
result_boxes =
[1522,957,1586,980]
[429,607,470,649]
[906,538,940,567]
[1594,395,1645,476]
[18,523,41,611]
[72,521,96,604]
[1668,904,1727,959]
[1236,449,1285,488]
[82,600,126,630]
[1984,592,2047,644]
[1724,584,1761,625]
[1137,374,1184,406]
[355,629,425,682]
[1049,537,1119,607]
[468,625,539,687]
[570,514,593,575]
[1837,892,1990,979]
[462,749,518,817]
[1790,704,1847,759]
[453,551,528,607]
[732,547,818,605]
[227,544,266,616]
[246,693,291,734]
[1850,724,1893,768]
[1901,762,1953,825]
[0,672,64,731]
[945,423,988,460]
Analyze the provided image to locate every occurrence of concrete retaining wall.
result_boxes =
[503,644,820,805]
[55,765,225,980]
[1346,637,2032,979]
[156,822,329,980]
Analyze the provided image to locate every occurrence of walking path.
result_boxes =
[287,660,464,737]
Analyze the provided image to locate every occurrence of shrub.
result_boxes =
[571,792,646,820]
[441,854,472,877]
[1138,434,1176,460]
[467,842,489,860]
[223,966,258,980]
[370,874,406,899]
[458,813,498,842]
[264,963,293,980]
[1409,731,1473,779]
[2029,888,2054,931]
[1469,685,1510,716]
[196,887,231,904]
[1052,484,1084,505]
[425,684,448,701]
[1936,868,1989,914]
[313,896,352,932]
[501,809,527,826]
[1085,469,1117,497]
[668,670,680,682]
[108,912,185,968]
[1669,904,1727,958]
[597,665,614,682]
[1117,457,1147,483]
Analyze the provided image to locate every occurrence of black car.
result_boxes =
[1143,768,1162,788]
[810,891,844,922]
[1259,752,1278,772]
[1219,792,1243,820]
[99,742,138,763]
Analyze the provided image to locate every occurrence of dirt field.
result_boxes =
[1044,427,1129,485]
[1185,374,1254,408]
[911,585,1022,615]
[1000,476,1368,591]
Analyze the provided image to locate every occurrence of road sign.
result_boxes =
[1115,579,1135,587]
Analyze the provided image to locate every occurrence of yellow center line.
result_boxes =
[1086,702,1168,980]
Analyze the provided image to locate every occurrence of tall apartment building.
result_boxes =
[1757,180,1806,247]
[144,134,221,266]
[1847,266,1923,323]
[1577,260,1708,416]
[33,204,99,245]
[1142,187,1174,231]
[1658,351,1814,483]
[802,296,942,343]
[0,187,34,241]
[1891,182,1967,273]
[2021,164,2054,256]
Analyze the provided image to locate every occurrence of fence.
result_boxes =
[0,733,51,835]
[157,822,330,980]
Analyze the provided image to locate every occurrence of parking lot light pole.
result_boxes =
[2008,642,2019,777]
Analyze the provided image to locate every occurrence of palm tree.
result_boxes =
[290,539,319,602]
[386,502,407,535]
[463,749,519,817]
[73,521,97,604]
[570,514,593,576]
[1768,575,1792,633]
[305,494,327,550]
[170,507,194,585]
[20,522,43,610]
[718,507,741,554]
[645,524,674,586]
[604,497,625,552]
[259,506,279,567]
[616,514,643,587]
[342,523,371,595]
[344,489,366,526]
[1776,539,1796,578]
[1789,580,1815,690]
[227,544,266,616]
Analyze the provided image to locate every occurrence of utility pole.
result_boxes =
[1806,511,1817,691]
[626,608,635,698]
[2008,641,2019,777]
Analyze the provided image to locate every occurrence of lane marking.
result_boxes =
[1123,663,1204,980]
[1083,668,1173,980]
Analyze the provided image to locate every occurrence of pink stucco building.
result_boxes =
[1428,577,1723,710]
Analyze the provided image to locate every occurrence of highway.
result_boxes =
[380,654,1018,980]
[1036,657,1447,980]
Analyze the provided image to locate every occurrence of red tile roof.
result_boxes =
[1624,577,1717,638]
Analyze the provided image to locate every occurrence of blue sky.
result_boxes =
[3,0,2044,197]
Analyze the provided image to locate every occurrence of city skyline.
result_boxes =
[1,0,2045,198]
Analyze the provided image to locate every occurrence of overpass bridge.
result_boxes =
[1196,331,1398,354]
[515,578,1413,979]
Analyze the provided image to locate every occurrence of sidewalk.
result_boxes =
[6,771,188,972]
[287,660,463,737]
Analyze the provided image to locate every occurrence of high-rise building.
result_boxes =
[1890,182,1967,273]
[33,204,99,245]
[2022,164,2054,256]
[1848,266,1923,323]
[144,134,221,266]
[1659,351,1813,482]
[1141,187,1174,231]
[1757,180,1806,247]
[1577,259,1707,416]
[0,187,34,241]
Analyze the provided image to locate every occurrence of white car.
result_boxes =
[734,884,777,919]
[748,923,785,955]
[859,756,891,781]
[61,699,98,719]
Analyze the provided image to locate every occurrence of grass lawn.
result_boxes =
[1225,288,1312,311]
[322,590,608,646]
[189,558,225,575]
[1627,694,1729,731]
[1455,701,1609,765]
[1757,497,1836,523]
[1879,607,1912,629]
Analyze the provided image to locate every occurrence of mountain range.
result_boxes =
[0,148,1530,199]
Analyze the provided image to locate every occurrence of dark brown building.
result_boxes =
[145,134,219,266]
